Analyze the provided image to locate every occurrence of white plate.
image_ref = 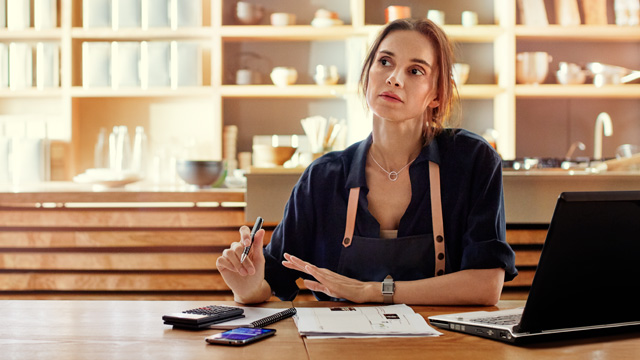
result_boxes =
[74,169,141,188]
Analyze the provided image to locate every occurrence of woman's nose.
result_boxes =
[386,72,403,87]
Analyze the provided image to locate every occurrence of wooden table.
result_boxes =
[1,300,638,360]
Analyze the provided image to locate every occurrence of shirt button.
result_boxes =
[437,269,445,276]
[437,252,445,260]
[436,235,444,243]
[342,237,351,246]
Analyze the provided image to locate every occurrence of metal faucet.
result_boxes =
[564,141,585,160]
[594,112,613,160]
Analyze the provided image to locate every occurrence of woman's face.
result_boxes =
[365,30,440,123]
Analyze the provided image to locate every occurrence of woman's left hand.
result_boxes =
[282,253,378,303]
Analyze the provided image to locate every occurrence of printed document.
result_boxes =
[294,304,442,338]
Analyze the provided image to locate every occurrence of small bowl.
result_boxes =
[452,63,470,85]
[270,12,296,26]
[176,160,226,188]
[252,144,297,167]
[270,67,298,87]
[556,70,586,85]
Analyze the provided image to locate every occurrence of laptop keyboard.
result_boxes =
[470,313,521,326]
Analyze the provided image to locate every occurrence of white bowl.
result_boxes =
[271,12,296,26]
[270,67,298,87]
[452,63,470,85]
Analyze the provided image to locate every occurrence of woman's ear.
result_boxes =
[429,98,440,108]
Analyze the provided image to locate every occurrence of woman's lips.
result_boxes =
[380,91,402,103]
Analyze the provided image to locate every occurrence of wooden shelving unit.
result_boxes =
[0,0,638,176]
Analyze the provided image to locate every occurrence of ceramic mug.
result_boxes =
[314,65,339,85]
[427,9,445,26]
[236,1,264,25]
[461,11,478,26]
[385,6,411,23]
[236,69,260,85]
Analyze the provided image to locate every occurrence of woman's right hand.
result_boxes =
[215,226,270,303]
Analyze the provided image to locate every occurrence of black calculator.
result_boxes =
[163,305,245,330]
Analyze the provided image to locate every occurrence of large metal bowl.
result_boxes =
[176,160,226,188]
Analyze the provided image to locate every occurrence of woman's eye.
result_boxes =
[411,68,425,76]
[380,58,391,66]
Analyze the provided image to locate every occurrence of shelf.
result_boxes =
[0,88,63,98]
[515,25,640,41]
[220,85,348,98]
[69,87,214,98]
[358,25,504,43]
[0,28,63,41]
[220,25,354,41]
[70,27,213,40]
[515,84,640,98]
[457,85,504,99]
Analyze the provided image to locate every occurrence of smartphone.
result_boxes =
[205,327,276,346]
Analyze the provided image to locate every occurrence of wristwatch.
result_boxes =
[382,275,395,304]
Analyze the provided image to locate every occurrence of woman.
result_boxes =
[216,18,517,305]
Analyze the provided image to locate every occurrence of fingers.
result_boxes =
[217,242,251,276]
[239,225,252,247]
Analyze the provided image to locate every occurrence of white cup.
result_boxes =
[427,10,445,26]
[461,11,478,27]
[236,1,264,25]
[314,65,339,85]
[271,12,296,26]
[236,69,261,85]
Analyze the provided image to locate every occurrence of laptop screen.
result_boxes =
[519,191,640,333]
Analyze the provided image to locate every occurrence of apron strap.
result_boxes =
[342,162,445,277]
[429,161,446,276]
[342,187,360,247]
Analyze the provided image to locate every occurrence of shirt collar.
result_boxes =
[344,133,442,190]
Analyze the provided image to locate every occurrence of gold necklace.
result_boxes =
[369,151,416,181]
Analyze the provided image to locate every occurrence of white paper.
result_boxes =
[7,0,30,30]
[9,43,33,90]
[294,304,442,338]
[82,42,111,88]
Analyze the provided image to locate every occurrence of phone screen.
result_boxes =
[205,327,276,346]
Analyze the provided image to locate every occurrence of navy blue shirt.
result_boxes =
[264,129,518,301]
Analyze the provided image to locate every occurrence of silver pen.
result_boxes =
[240,216,263,263]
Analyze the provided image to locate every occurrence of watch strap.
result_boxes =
[382,275,394,304]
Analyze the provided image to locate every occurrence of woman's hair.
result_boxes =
[359,18,458,143]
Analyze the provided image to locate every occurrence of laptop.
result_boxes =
[428,191,640,344]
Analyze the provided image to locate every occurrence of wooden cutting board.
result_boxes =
[582,0,608,24]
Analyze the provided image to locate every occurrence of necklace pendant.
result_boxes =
[388,171,399,181]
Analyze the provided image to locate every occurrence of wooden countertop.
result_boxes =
[0,181,246,205]
[2,299,638,360]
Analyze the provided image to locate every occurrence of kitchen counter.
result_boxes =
[0,182,245,205]
[246,167,640,224]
